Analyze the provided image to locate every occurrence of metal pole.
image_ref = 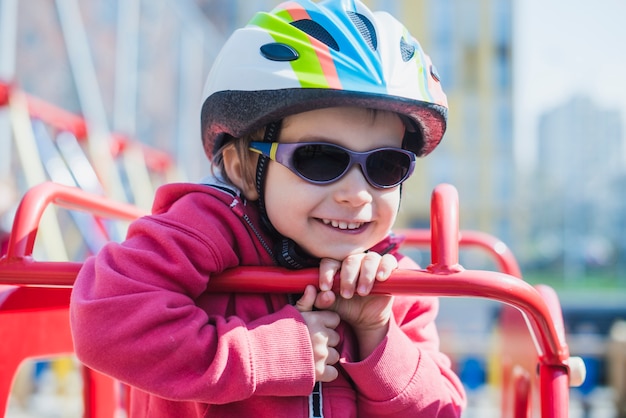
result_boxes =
[175,24,203,181]
[55,0,129,204]
[167,0,225,181]
[114,0,140,135]
[112,0,155,210]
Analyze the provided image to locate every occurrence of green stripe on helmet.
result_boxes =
[249,12,331,89]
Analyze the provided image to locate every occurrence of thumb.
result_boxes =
[314,290,336,310]
[295,285,317,312]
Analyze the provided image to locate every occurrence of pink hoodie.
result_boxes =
[70,182,465,417]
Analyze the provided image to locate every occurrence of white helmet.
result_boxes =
[200,0,447,158]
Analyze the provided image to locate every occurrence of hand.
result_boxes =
[318,252,397,299]
[315,253,397,359]
[295,285,341,383]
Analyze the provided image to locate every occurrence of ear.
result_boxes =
[222,144,259,201]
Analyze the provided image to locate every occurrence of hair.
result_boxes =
[210,127,265,188]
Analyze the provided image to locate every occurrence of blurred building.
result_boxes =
[389,0,516,270]
[531,96,624,280]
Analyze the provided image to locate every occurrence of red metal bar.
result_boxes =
[207,267,569,365]
[3,182,146,262]
[0,260,82,287]
[512,366,531,418]
[458,231,522,278]
[539,364,570,418]
[0,292,74,416]
[0,284,120,418]
[398,229,523,279]
[82,367,119,418]
[0,261,570,366]
[428,183,463,273]
[0,80,11,108]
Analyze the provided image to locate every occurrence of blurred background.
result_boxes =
[1,0,625,417]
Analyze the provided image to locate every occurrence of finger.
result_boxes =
[356,253,381,296]
[327,347,340,365]
[320,311,341,329]
[314,289,336,310]
[319,364,339,382]
[319,258,341,292]
[339,254,363,299]
[295,285,317,312]
[327,329,341,348]
[375,253,398,282]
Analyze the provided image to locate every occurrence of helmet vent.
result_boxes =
[400,37,416,62]
[291,19,340,51]
[260,43,300,61]
[347,11,377,51]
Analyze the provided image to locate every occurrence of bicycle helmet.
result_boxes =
[200,0,447,159]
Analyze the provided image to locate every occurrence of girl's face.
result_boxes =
[264,106,405,260]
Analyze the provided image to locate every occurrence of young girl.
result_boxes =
[70,1,466,417]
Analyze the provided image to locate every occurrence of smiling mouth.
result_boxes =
[320,218,365,230]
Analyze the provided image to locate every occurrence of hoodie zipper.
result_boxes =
[230,198,274,258]
[231,197,324,418]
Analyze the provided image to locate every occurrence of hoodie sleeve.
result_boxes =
[70,189,316,403]
[340,256,466,418]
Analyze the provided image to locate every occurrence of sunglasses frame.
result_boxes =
[249,141,416,189]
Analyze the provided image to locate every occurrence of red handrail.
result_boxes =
[207,266,568,363]
[3,182,146,263]
[397,229,523,278]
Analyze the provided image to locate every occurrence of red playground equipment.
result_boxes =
[0,180,586,418]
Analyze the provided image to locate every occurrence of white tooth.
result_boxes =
[323,219,363,230]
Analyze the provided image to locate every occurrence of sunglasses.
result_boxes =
[249,141,416,189]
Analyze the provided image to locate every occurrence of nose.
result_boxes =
[332,165,373,206]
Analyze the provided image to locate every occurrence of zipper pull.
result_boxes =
[230,198,244,217]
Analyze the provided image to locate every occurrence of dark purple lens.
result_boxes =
[366,149,412,186]
[292,144,350,181]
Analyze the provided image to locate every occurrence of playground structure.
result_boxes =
[0,179,587,417]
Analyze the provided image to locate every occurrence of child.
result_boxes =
[70,0,466,417]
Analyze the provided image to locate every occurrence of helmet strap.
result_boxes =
[255,121,281,236]
[276,238,320,270]
[254,120,320,270]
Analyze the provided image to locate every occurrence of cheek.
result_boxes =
[380,190,401,224]
[263,164,310,229]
